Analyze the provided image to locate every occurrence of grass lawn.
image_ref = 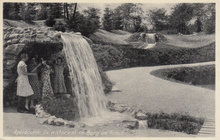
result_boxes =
[164,33,215,48]
[89,29,132,45]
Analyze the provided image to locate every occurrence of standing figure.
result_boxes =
[16,53,36,112]
[40,59,54,100]
[28,56,42,106]
[53,57,67,96]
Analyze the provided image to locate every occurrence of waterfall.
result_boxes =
[144,33,156,49]
[61,33,107,119]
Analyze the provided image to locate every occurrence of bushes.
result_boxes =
[45,16,56,27]
[146,112,204,134]
[41,96,79,121]
[98,66,113,94]
[3,81,17,107]
[53,21,65,32]
[67,9,100,37]
[91,44,128,71]
[91,42,215,71]
[151,64,215,90]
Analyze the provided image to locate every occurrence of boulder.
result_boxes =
[11,38,20,44]
[39,118,48,124]
[135,111,148,120]
[5,44,25,55]
[20,38,30,43]
[8,34,20,39]
[54,118,65,126]
[66,121,75,128]
[47,118,55,125]
[5,59,17,70]
[122,119,139,129]
[108,102,129,113]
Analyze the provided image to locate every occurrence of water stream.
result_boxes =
[61,33,107,118]
[61,33,129,126]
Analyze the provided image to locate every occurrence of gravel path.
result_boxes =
[106,62,215,119]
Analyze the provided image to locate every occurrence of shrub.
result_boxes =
[146,112,204,134]
[54,21,66,32]
[91,44,128,71]
[3,81,18,107]
[45,16,56,27]
[67,10,100,37]
[91,42,215,71]
[41,96,79,121]
[98,66,113,94]
[151,65,215,90]
[126,32,141,42]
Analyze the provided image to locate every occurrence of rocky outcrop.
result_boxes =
[3,26,61,106]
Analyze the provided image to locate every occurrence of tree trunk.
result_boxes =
[63,3,66,18]
[66,3,69,20]
[72,3,77,20]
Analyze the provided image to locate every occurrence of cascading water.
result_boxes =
[61,33,107,119]
[61,33,132,126]
[144,33,156,49]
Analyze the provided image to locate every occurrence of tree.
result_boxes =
[102,7,114,31]
[201,3,215,34]
[52,3,63,18]
[149,8,169,31]
[195,18,202,32]
[20,3,36,23]
[63,3,69,20]
[132,15,142,32]
[35,3,48,20]
[3,3,21,20]
[169,3,194,34]
[112,8,123,30]
[111,3,144,32]
[67,7,101,36]
[83,8,101,33]
[3,3,11,19]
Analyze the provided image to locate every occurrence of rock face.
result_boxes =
[3,25,61,106]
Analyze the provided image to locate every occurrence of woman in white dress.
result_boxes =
[17,53,37,111]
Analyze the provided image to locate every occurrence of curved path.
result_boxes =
[106,62,215,119]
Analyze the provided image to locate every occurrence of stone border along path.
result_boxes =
[197,118,215,137]
[106,61,215,136]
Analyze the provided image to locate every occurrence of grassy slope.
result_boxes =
[164,33,215,48]
[89,29,132,45]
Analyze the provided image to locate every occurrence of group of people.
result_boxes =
[16,52,68,113]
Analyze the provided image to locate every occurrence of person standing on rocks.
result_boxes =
[16,53,37,113]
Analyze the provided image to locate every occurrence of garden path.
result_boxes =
[107,61,215,119]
